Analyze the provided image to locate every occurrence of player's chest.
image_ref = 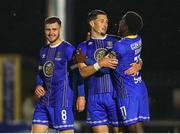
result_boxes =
[41,48,67,64]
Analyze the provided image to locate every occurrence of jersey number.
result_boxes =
[133,55,142,84]
[120,106,127,119]
[61,110,67,121]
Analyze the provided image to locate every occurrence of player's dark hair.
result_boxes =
[124,11,143,34]
[87,9,107,22]
[44,16,61,26]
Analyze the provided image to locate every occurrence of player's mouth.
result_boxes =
[101,28,107,34]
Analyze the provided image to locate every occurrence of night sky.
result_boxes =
[0,0,47,58]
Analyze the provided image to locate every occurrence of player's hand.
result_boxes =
[124,62,141,76]
[98,54,118,69]
[35,85,46,98]
[76,96,86,112]
[74,49,88,63]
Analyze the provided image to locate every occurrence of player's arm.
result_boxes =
[35,85,45,98]
[78,62,97,78]
[124,59,143,76]
[78,54,118,78]
[34,50,46,98]
[35,73,46,98]
[67,47,86,112]
[76,69,86,112]
[76,93,86,112]
[113,41,142,76]
[68,62,86,112]
[76,96,86,112]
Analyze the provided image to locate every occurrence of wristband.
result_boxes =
[93,62,101,71]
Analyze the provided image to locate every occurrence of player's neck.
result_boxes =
[49,39,63,47]
[91,32,106,39]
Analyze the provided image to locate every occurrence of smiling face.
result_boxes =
[90,14,108,36]
[45,22,61,45]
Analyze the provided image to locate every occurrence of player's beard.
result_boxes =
[47,33,60,44]
[92,27,107,38]
[100,32,106,36]
[98,28,107,37]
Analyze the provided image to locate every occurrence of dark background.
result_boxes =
[0,0,180,132]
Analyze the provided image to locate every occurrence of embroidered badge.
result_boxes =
[43,61,54,77]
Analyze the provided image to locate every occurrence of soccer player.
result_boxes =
[76,9,142,133]
[32,16,75,133]
[112,11,150,132]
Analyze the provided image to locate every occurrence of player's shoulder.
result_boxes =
[113,38,127,50]
[62,40,75,50]
[107,34,122,40]
[63,40,74,47]
[79,40,88,45]
[119,35,141,45]
[78,40,88,48]
[117,37,129,44]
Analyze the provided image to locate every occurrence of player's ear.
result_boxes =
[60,25,62,33]
[89,20,94,27]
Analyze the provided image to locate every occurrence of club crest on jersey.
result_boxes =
[55,51,62,60]
[107,41,113,47]
[43,61,54,77]
[94,48,107,61]
[109,50,117,59]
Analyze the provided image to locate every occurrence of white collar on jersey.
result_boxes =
[49,40,64,48]
[91,34,107,40]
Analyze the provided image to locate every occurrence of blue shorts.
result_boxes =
[86,92,119,127]
[117,94,150,126]
[32,102,74,131]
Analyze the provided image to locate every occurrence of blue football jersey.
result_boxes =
[112,34,148,97]
[112,35,150,125]
[78,35,119,95]
[36,41,75,107]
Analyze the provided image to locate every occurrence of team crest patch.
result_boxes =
[107,41,113,47]
[55,51,62,60]
[56,51,61,58]
[94,48,107,61]
[43,61,54,77]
